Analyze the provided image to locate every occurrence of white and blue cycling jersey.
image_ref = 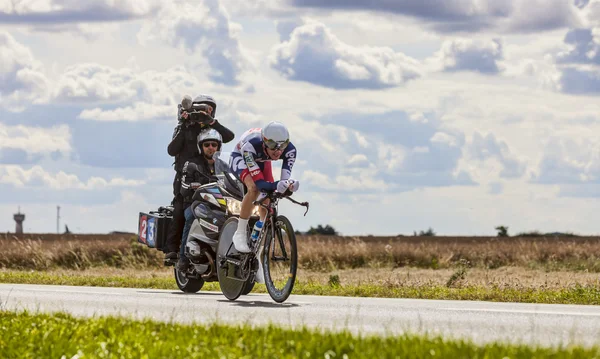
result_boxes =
[229,128,297,191]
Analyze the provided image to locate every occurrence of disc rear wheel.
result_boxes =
[217,217,248,301]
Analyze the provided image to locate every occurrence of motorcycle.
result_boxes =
[171,151,255,294]
[175,151,310,303]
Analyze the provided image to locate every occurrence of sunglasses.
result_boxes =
[264,138,289,151]
[203,142,219,148]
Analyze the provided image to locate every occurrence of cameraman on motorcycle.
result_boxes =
[176,128,228,271]
[228,122,300,283]
[165,94,235,265]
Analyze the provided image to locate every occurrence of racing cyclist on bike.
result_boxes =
[229,122,300,282]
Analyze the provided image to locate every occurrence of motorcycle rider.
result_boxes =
[176,128,228,271]
[228,122,300,283]
[165,94,235,265]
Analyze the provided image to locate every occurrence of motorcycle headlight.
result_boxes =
[226,197,260,217]
[226,197,242,215]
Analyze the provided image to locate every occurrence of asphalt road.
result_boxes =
[1,283,599,348]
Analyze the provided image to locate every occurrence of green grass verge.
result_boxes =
[0,310,598,359]
[2,270,600,305]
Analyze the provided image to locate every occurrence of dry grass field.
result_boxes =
[1,233,599,303]
[1,232,599,272]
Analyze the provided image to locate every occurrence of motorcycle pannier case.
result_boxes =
[138,210,172,251]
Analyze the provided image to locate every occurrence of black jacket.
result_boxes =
[168,119,234,174]
[180,155,228,207]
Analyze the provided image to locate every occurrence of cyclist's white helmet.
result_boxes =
[261,121,290,151]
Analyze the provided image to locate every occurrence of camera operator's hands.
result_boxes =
[183,109,215,127]
[180,110,190,121]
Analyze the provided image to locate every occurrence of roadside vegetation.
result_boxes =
[1,310,598,359]
[2,233,599,272]
[1,233,599,305]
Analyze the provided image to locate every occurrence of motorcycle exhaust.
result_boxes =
[201,251,216,279]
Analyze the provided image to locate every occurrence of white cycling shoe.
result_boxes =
[232,228,251,253]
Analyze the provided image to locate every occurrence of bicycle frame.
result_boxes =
[252,191,309,257]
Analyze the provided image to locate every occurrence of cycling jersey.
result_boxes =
[229,128,297,191]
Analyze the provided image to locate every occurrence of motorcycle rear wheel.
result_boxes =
[174,267,204,293]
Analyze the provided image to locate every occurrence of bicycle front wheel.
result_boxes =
[262,215,298,303]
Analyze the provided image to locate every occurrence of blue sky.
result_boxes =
[1,0,600,236]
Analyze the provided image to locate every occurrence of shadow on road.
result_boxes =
[136,290,223,297]
[217,299,301,308]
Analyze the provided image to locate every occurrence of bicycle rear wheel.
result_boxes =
[217,217,246,301]
[262,215,298,303]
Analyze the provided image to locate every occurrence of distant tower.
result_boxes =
[14,207,25,234]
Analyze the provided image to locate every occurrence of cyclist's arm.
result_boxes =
[280,143,297,181]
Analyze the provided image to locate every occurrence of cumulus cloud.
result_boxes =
[269,19,421,89]
[546,2,600,95]
[0,0,160,24]
[556,28,600,65]
[0,31,49,111]
[51,63,198,121]
[574,0,590,9]
[0,165,144,190]
[558,66,600,94]
[136,0,248,86]
[296,110,475,193]
[467,132,527,178]
[289,0,583,34]
[430,38,505,74]
[275,18,305,41]
[218,0,296,18]
[0,123,71,161]
[54,64,140,103]
[532,137,600,184]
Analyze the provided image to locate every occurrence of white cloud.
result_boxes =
[288,0,584,34]
[136,0,249,86]
[0,0,161,24]
[29,22,122,42]
[269,19,421,89]
[532,137,600,184]
[0,165,144,190]
[52,63,200,121]
[558,66,600,94]
[581,0,600,27]
[0,123,71,155]
[467,132,527,179]
[54,63,139,103]
[428,38,505,74]
[0,31,49,111]
[301,169,389,192]
[556,27,600,65]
